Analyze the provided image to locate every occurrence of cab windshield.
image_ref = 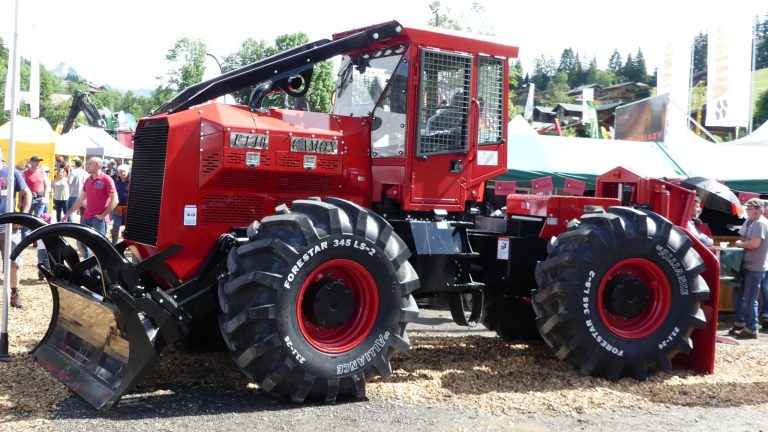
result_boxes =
[333,45,406,117]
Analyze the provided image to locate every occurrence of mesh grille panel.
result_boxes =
[477,57,505,144]
[417,49,472,156]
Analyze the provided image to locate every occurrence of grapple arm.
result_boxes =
[10,220,190,410]
[154,21,403,114]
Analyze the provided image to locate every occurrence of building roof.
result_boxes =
[534,106,556,114]
[556,103,583,112]
[603,82,650,90]
[567,83,602,96]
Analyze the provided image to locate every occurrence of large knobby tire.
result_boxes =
[533,207,709,381]
[218,198,419,403]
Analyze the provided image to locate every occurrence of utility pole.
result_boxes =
[429,1,440,27]
[206,53,223,74]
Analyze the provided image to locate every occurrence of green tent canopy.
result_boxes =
[500,116,689,191]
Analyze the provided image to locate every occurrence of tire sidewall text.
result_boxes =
[275,233,400,377]
[578,238,692,359]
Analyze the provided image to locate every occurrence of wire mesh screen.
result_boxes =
[477,57,505,144]
[417,49,473,156]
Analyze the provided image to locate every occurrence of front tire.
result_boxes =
[218,198,419,402]
[533,207,709,380]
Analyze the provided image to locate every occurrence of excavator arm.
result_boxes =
[61,90,106,133]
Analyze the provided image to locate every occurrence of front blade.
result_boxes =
[33,282,161,410]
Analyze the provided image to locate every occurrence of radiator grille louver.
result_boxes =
[202,152,221,174]
[201,194,266,225]
[124,120,168,246]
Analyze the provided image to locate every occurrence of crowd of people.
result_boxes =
[0,149,130,308]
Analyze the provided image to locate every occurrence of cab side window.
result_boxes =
[371,59,409,158]
[476,56,504,144]
[416,49,473,157]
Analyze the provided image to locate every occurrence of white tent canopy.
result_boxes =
[57,126,132,160]
[665,136,768,181]
[1,116,86,160]
[0,116,56,143]
[730,120,768,146]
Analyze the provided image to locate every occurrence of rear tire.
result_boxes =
[219,198,419,402]
[533,207,709,380]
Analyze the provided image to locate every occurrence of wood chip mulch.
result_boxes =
[2,248,767,423]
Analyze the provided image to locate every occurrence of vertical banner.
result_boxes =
[582,88,594,124]
[523,83,535,120]
[706,13,753,127]
[2,43,20,113]
[614,94,668,141]
[22,59,40,118]
[585,101,599,138]
[3,12,39,118]
[657,38,692,144]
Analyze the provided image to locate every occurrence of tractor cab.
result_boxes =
[330,24,518,213]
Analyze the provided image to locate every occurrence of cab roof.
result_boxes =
[333,20,519,59]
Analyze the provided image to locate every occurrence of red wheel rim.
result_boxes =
[597,258,671,339]
[297,259,379,354]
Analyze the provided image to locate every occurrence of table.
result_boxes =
[710,246,744,283]
[709,246,744,312]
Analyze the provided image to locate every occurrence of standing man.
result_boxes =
[62,157,118,256]
[22,156,48,242]
[67,158,88,222]
[110,164,130,243]
[0,149,32,308]
[731,198,768,339]
[23,155,48,217]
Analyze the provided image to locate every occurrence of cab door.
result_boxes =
[409,49,474,209]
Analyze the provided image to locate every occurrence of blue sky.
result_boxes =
[2,0,766,91]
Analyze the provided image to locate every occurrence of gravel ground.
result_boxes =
[1,247,768,431]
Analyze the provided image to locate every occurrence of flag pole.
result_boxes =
[748,15,758,135]
[1,0,21,362]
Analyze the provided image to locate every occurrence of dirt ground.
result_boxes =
[1,246,767,431]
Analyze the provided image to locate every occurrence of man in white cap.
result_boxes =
[730,198,768,339]
[0,147,32,307]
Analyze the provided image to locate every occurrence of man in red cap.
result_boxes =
[23,155,49,219]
